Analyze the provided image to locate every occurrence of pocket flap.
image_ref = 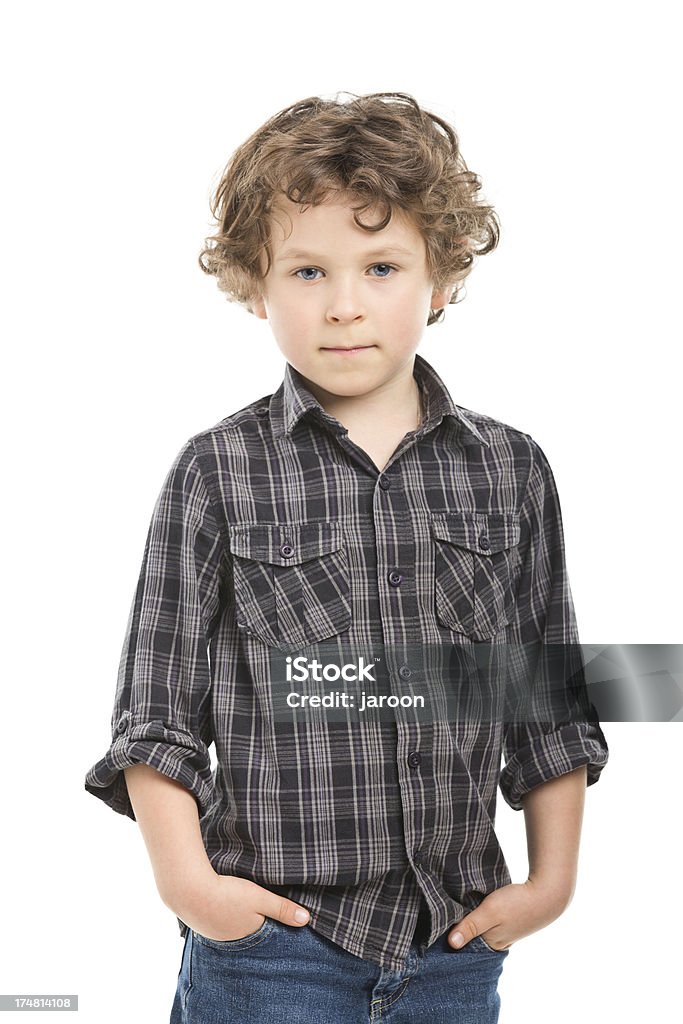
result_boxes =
[430,511,520,554]
[228,521,345,566]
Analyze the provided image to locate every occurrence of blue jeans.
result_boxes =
[169,916,509,1023]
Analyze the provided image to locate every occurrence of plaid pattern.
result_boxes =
[84,353,608,972]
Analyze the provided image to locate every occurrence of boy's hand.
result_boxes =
[447,878,571,951]
[169,873,310,942]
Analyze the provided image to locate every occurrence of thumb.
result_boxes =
[266,894,310,928]
[449,914,482,948]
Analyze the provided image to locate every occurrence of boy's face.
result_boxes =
[251,195,453,403]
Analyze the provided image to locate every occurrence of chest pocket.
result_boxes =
[228,521,352,651]
[430,512,522,641]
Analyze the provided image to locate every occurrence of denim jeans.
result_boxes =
[169,914,509,1023]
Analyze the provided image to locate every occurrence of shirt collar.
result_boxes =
[269,352,490,448]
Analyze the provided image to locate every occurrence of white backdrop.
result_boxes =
[1,1,680,1021]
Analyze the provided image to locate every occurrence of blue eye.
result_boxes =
[293,264,397,281]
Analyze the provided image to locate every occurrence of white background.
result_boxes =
[1,1,680,1021]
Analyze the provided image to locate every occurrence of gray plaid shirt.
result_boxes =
[85,353,608,971]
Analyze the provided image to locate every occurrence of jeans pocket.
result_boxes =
[192,916,278,951]
[431,511,521,641]
[228,521,352,651]
[473,933,509,954]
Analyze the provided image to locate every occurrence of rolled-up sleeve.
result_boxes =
[85,438,226,821]
[499,436,609,811]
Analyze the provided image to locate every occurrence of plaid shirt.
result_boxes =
[84,353,608,972]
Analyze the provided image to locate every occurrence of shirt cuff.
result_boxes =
[499,722,609,811]
[84,711,215,820]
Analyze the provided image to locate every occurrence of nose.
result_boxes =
[325,278,365,323]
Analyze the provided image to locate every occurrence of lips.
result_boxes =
[322,345,375,352]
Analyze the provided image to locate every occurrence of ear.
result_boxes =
[251,294,268,319]
[430,283,455,311]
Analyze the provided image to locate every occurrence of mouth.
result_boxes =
[321,345,376,353]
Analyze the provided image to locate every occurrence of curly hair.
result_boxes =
[198,91,499,327]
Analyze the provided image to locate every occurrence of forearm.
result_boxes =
[123,764,216,910]
[521,764,588,908]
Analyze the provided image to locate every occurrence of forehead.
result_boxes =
[268,194,424,254]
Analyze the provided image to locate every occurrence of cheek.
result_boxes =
[268,292,310,332]
[387,291,430,329]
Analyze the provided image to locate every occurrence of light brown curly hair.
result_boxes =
[198,91,500,327]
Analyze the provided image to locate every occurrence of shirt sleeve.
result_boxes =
[84,438,226,821]
[498,436,609,811]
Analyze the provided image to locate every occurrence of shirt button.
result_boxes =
[379,476,391,490]
[399,665,412,680]
[413,851,423,866]
[479,534,490,550]
[388,570,403,586]
[408,751,421,768]
[256,405,269,416]
[116,716,129,734]
[280,542,295,558]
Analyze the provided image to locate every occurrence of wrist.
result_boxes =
[159,864,219,916]
[525,872,575,913]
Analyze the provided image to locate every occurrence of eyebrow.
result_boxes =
[275,245,416,263]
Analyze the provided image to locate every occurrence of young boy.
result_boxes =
[85,91,609,1023]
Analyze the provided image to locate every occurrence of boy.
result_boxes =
[85,91,609,1023]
